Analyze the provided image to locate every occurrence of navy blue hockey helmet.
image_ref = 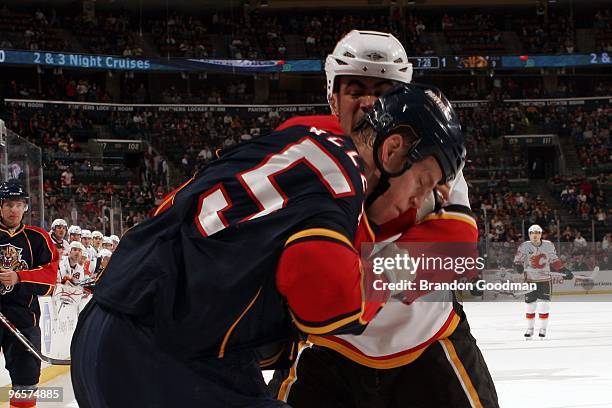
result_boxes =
[359,83,466,184]
[0,180,29,201]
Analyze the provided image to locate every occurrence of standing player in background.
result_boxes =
[0,180,58,408]
[49,218,69,256]
[514,224,573,339]
[274,30,498,408]
[71,87,447,407]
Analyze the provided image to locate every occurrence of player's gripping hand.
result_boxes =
[373,242,417,297]
[560,267,574,280]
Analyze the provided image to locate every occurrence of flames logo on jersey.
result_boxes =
[530,253,547,269]
[0,244,29,295]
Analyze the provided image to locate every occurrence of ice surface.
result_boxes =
[7,295,611,407]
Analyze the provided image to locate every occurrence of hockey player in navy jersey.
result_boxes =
[0,180,58,408]
[70,81,463,407]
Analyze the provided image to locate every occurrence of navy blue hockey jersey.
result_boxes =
[94,118,373,360]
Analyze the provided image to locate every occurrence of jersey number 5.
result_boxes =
[195,137,355,236]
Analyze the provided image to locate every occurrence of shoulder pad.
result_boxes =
[276,115,344,135]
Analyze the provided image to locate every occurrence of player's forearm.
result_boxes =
[17,261,58,295]
[276,230,383,336]
[393,210,480,303]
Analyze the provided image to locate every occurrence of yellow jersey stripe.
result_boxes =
[278,341,312,402]
[285,228,353,249]
[419,211,477,229]
[440,338,484,408]
[218,286,262,358]
[290,309,363,335]
[308,313,460,369]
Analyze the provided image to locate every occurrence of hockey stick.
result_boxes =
[548,268,598,280]
[0,312,71,365]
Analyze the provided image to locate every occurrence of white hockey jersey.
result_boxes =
[309,171,474,368]
[51,237,70,257]
[86,245,98,272]
[513,240,561,282]
[58,256,85,285]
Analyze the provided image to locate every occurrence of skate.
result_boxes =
[524,328,534,339]
[538,328,546,339]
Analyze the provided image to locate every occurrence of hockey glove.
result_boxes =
[560,267,574,280]
[514,263,524,274]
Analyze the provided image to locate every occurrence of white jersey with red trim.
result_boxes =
[58,256,85,285]
[310,171,473,368]
[513,240,561,282]
[85,245,98,272]
[50,235,69,257]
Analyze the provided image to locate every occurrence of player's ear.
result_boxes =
[379,133,406,174]
[330,94,339,116]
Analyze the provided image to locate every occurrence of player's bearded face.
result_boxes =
[0,200,27,228]
[332,76,397,140]
[332,76,398,190]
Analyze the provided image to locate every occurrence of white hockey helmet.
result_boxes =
[51,218,68,229]
[325,30,413,108]
[110,234,120,243]
[528,224,543,234]
[98,248,113,258]
[68,225,82,235]
[92,231,103,239]
[81,229,92,239]
[102,236,113,245]
[68,241,85,252]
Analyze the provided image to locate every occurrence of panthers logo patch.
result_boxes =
[0,244,29,295]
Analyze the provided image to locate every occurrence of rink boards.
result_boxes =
[0,288,89,387]
[0,270,610,388]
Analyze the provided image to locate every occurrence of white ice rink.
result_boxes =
[2,295,611,407]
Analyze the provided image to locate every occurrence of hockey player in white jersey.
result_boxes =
[58,241,87,285]
[50,218,70,256]
[68,225,82,243]
[514,224,573,339]
[109,234,120,252]
[80,229,98,272]
[272,30,498,408]
[101,236,113,251]
[91,230,103,253]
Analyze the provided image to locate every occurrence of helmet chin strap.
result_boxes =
[365,141,410,209]
[366,143,443,212]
